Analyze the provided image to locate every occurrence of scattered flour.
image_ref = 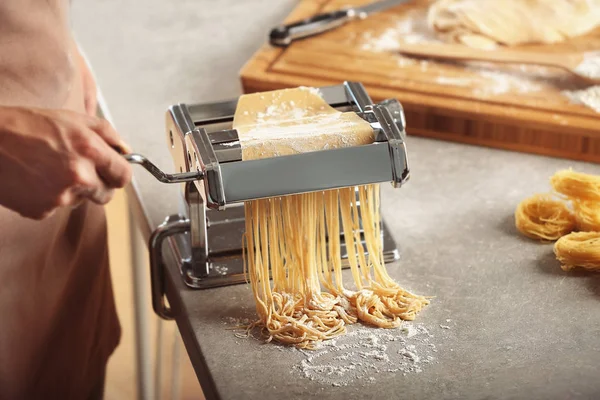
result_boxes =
[562,86,600,113]
[291,323,439,387]
[434,67,546,96]
[467,66,546,95]
[574,51,600,80]
[222,315,253,327]
[561,51,600,111]
[212,265,229,276]
[357,9,600,105]
[401,323,419,338]
[434,76,473,87]
[360,10,440,53]
[225,314,454,387]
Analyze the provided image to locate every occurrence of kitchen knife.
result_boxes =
[269,0,411,47]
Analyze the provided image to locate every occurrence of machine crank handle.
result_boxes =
[112,145,203,184]
[124,153,202,183]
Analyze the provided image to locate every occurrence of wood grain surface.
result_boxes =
[240,0,600,163]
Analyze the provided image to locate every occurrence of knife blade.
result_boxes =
[269,0,411,47]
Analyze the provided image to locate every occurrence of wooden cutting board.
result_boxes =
[240,0,600,163]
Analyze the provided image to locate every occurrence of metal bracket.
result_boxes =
[149,214,191,320]
[370,101,410,187]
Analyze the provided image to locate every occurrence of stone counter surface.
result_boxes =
[73,1,600,399]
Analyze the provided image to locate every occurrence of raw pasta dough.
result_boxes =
[428,0,600,49]
[234,87,428,348]
[233,87,373,159]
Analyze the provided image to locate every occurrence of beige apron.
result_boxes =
[0,9,121,398]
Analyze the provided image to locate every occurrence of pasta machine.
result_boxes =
[131,82,410,319]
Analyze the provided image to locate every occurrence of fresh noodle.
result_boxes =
[554,232,600,271]
[235,87,428,348]
[514,194,576,240]
[243,186,429,348]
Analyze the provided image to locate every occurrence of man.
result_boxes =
[0,1,132,398]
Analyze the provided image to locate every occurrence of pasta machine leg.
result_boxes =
[149,215,191,319]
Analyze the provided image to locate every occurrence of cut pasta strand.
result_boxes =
[243,186,429,348]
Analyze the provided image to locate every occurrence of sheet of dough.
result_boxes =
[428,0,600,49]
[232,87,374,161]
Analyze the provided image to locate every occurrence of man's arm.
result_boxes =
[0,0,132,219]
[75,48,99,117]
[0,0,75,109]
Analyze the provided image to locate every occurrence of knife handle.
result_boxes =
[269,9,351,47]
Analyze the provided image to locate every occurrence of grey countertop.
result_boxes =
[73,1,600,399]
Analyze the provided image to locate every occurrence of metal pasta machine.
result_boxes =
[129,82,410,319]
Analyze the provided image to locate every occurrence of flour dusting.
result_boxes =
[225,312,450,387]
[360,10,440,53]
[292,323,438,386]
[468,66,546,95]
[222,315,253,327]
[562,86,600,113]
[574,51,600,79]
[559,53,600,112]
[357,10,600,102]
[434,67,545,96]
[212,265,229,275]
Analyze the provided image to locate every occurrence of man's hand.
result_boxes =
[0,106,132,219]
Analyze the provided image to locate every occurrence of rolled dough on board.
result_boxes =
[428,0,600,49]
[232,87,374,160]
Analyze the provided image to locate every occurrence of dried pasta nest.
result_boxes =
[516,169,600,272]
[514,194,576,240]
[573,200,600,232]
[550,170,600,203]
[554,232,600,272]
[551,169,600,232]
